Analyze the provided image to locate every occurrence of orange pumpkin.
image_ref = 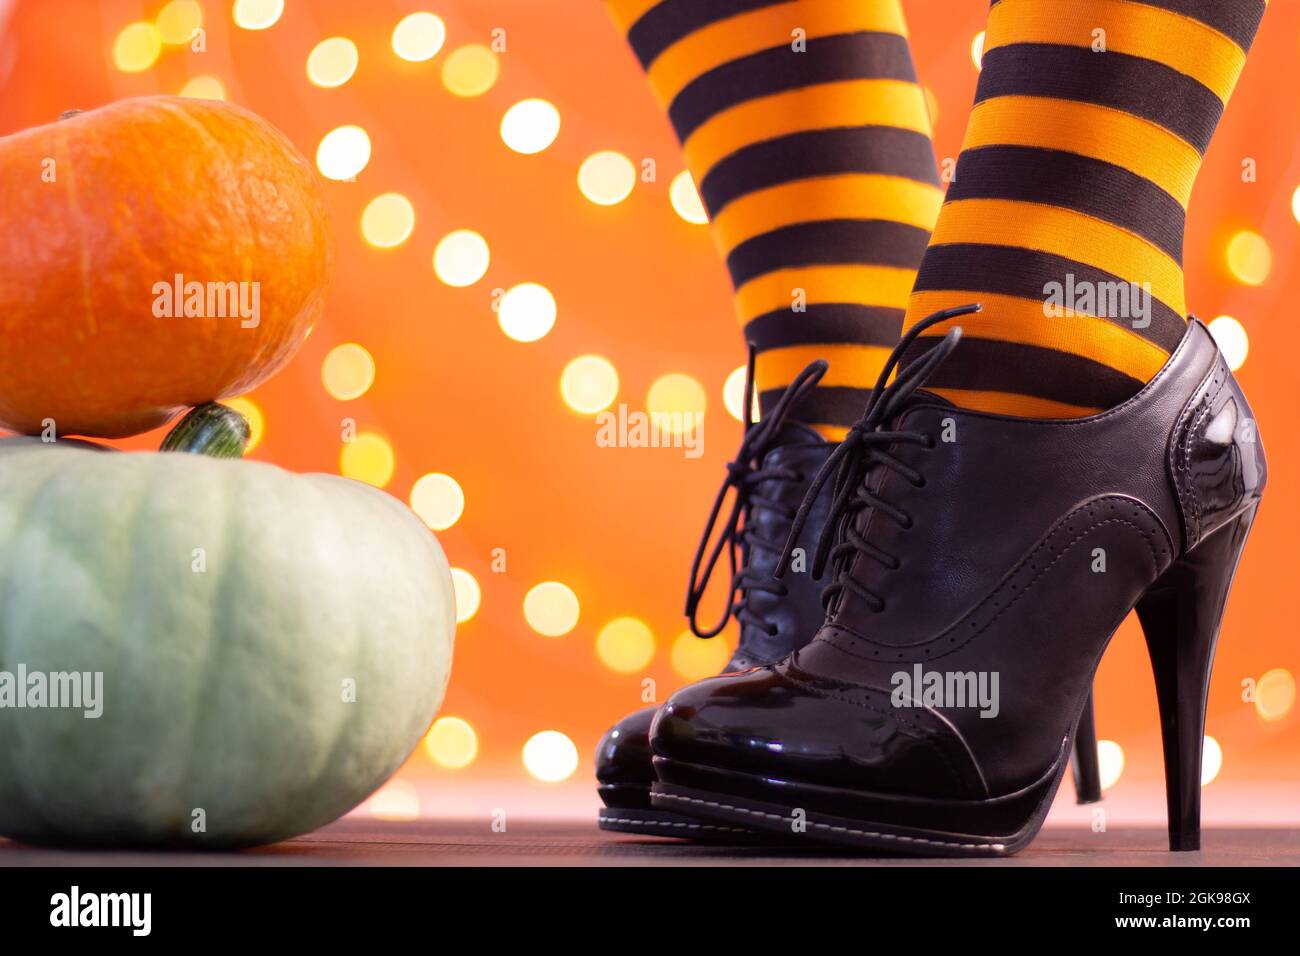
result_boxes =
[0,96,330,438]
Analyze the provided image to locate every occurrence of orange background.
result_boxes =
[0,0,1295,821]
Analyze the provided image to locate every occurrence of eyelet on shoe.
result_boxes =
[913,476,927,489]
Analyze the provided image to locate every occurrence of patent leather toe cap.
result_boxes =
[595,705,658,786]
[650,663,987,800]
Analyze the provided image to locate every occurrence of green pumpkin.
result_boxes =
[0,428,455,848]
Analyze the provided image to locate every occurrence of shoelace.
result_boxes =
[684,348,829,639]
[776,305,980,613]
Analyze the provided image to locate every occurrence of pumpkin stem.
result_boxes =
[160,403,250,459]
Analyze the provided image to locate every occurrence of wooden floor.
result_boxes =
[2,819,1298,866]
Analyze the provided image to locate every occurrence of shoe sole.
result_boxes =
[650,739,1073,858]
[597,783,788,842]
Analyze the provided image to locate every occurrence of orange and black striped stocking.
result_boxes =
[902,0,1266,418]
[605,0,941,439]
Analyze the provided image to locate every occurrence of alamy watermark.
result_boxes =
[1043,274,1152,330]
[0,665,103,718]
[596,404,704,459]
[152,273,261,328]
[891,664,1000,718]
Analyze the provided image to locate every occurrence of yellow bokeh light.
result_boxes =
[524,581,580,637]
[179,75,225,100]
[497,282,557,342]
[442,44,499,97]
[596,618,656,674]
[971,30,986,70]
[321,343,376,401]
[340,432,395,488]
[1207,315,1249,371]
[224,396,264,453]
[669,171,708,224]
[1292,186,1300,225]
[723,365,759,423]
[1226,229,1271,285]
[316,125,371,181]
[579,151,637,206]
[307,37,359,88]
[670,630,731,680]
[155,0,203,45]
[561,355,619,414]
[410,472,465,531]
[1256,668,1296,722]
[361,192,416,249]
[1098,739,1125,791]
[392,12,446,62]
[500,99,561,155]
[647,372,707,434]
[233,0,284,31]
[433,229,490,287]
[425,716,479,769]
[1201,735,1222,786]
[112,22,162,73]
[450,567,481,624]
[367,780,420,820]
[522,730,579,783]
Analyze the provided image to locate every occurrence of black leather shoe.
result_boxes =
[650,308,1265,856]
[597,359,836,837]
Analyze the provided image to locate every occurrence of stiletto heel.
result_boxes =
[1071,691,1103,804]
[1134,504,1259,851]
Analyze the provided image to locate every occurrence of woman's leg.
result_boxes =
[604,0,941,438]
[901,0,1267,417]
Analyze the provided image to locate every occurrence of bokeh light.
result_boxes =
[232,0,284,31]
[367,780,420,820]
[670,171,708,224]
[1202,735,1223,786]
[433,229,490,287]
[321,343,376,401]
[723,365,757,423]
[500,99,561,154]
[155,1,203,45]
[1208,315,1249,371]
[339,432,395,488]
[392,12,446,63]
[971,30,985,70]
[112,22,161,73]
[522,730,579,783]
[410,472,465,531]
[595,617,656,673]
[524,582,580,637]
[579,151,637,206]
[425,716,479,769]
[1226,229,1271,285]
[647,373,707,433]
[361,192,416,249]
[307,37,359,88]
[316,125,372,181]
[224,396,264,453]
[1098,739,1125,790]
[1292,185,1300,224]
[561,355,619,414]
[450,568,481,624]
[1255,668,1296,722]
[442,44,499,97]
[670,630,731,680]
[497,282,557,342]
[179,75,225,100]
